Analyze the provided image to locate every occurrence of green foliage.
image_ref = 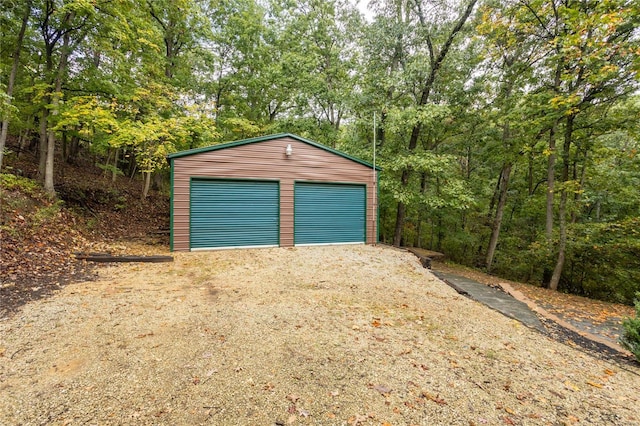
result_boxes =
[379,151,474,210]
[97,163,124,178]
[0,173,41,197]
[222,117,265,140]
[385,105,452,136]
[620,294,640,362]
[32,199,65,226]
[564,219,640,304]
[0,88,18,120]
[0,173,64,234]
[114,195,128,211]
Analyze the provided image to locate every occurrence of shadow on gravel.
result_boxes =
[0,264,99,319]
[539,316,638,368]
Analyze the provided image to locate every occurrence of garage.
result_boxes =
[294,183,365,245]
[190,179,279,250]
[168,133,379,251]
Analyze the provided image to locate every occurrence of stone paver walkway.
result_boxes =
[431,269,633,359]
[432,271,545,332]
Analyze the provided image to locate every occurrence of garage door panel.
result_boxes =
[190,180,279,249]
[295,183,365,245]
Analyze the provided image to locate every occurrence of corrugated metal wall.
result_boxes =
[172,136,377,251]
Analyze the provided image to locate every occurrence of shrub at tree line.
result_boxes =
[621,294,640,362]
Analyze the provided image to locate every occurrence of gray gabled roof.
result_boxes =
[167,133,381,170]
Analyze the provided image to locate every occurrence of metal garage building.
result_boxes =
[167,133,379,251]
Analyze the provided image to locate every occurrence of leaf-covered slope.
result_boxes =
[0,173,90,316]
[0,154,170,317]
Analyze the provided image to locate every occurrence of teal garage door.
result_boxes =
[294,182,365,245]
[190,179,279,249]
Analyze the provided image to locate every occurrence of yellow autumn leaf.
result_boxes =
[564,381,580,391]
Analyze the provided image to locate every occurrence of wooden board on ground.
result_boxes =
[76,254,173,263]
[406,247,445,269]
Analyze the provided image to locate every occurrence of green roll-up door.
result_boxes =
[294,182,365,245]
[190,179,279,249]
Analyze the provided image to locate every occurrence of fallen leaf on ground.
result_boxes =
[564,381,580,391]
[373,384,392,395]
[348,414,367,425]
[421,391,447,405]
[502,416,515,425]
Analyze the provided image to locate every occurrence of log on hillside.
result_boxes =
[76,254,173,263]
[406,248,445,269]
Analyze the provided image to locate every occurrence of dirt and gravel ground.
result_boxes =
[1,245,639,425]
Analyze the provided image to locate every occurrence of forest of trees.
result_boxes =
[1,0,639,303]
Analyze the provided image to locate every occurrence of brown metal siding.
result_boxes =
[172,136,377,251]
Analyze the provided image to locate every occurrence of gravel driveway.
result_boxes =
[1,245,639,425]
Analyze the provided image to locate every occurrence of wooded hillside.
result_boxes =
[1,0,639,303]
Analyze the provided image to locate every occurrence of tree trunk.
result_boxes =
[0,0,31,171]
[546,54,563,241]
[393,169,409,246]
[16,129,26,156]
[38,110,48,179]
[436,212,443,252]
[486,163,512,272]
[545,123,557,241]
[69,135,80,159]
[44,29,72,196]
[528,148,534,195]
[42,126,56,196]
[549,188,567,291]
[62,131,68,162]
[414,172,428,247]
[487,170,502,220]
[376,111,387,149]
[44,130,56,195]
[571,149,588,224]
[103,149,113,176]
[142,171,151,200]
[549,114,574,291]
[112,148,119,183]
[17,115,34,157]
